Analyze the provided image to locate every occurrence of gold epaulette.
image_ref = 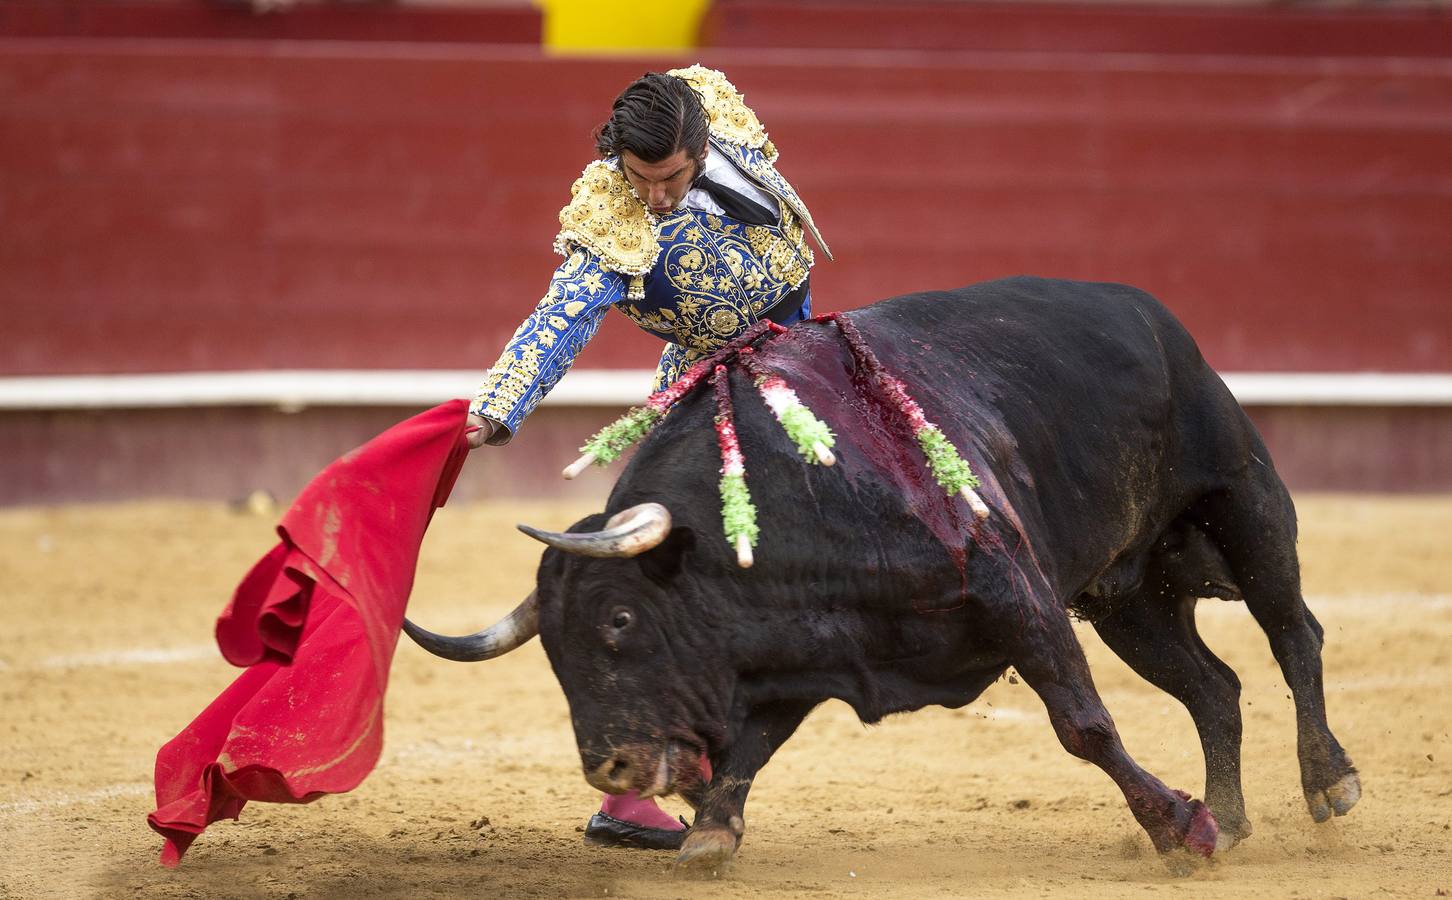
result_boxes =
[554,160,660,276]
[668,64,778,162]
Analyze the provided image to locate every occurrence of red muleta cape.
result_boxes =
[147,400,470,866]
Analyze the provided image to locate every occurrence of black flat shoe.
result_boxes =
[582,812,688,851]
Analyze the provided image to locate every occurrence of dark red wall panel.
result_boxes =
[2,41,1449,378]
[0,1,541,44]
[703,1,1452,58]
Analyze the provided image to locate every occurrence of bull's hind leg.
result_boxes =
[1008,606,1219,863]
[1093,595,1252,847]
[1195,479,1360,822]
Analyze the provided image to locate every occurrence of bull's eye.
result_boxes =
[608,606,635,631]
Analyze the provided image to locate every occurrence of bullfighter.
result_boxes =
[464,65,832,849]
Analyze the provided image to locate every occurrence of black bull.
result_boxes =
[406,276,1360,870]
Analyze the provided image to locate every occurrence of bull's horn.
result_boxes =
[402,591,539,662]
[518,502,671,558]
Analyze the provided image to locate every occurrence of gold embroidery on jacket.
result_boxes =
[553,161,659,275]
[667,65,774,158]
[472,249,616,426]
[614,210,809,355]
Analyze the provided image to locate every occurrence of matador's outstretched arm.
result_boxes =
[470,248,624,444]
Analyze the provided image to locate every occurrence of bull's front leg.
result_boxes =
[1009,603,1219,870]
[675,699,815,876]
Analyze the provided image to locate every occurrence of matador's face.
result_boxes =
[620,147,703,216]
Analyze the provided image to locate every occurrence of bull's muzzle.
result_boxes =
[587,751,665,796]
[582,741,691,799]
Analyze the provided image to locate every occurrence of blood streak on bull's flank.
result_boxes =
[756,319,990,608]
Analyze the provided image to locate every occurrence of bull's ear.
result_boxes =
[637,526,696,584]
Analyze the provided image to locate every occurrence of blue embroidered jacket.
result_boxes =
[471,66,832,442]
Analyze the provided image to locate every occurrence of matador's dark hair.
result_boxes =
[595,72,709,163]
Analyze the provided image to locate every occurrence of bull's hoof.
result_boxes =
[1162,847,1211,877]
[1179,799,1219,859]
[1213,822,1249,852]
[1305,770,1361,823]
[672,825,739,878]
[1203,789,1252,851]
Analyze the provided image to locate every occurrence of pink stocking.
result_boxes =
[596,753,712,830]
[599,791,685,831]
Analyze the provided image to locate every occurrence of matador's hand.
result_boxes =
[465,413,498,450]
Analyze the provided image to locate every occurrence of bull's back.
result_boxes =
[625,276,1248,597]
[833,277,1244,587]
[847,276,1194,448]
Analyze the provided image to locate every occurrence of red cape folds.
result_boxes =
[147,400,470,866]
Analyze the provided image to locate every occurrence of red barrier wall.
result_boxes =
[0,1,541,44]
[702,1,1452,58]
[3,40,1450,380]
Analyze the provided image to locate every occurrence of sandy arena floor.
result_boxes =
[1,495,1450,899]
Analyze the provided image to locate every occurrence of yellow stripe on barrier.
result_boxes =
[540,0,710,54]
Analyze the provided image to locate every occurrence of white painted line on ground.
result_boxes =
[8,643,222,671]
[0,783,152,818]
[1,370,1450,411]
